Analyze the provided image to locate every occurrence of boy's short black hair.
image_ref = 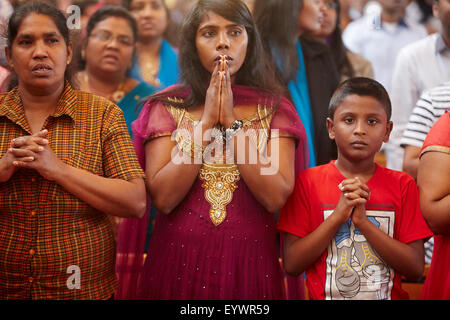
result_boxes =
[328,77,392,120]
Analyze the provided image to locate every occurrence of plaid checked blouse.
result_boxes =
[0,83,145,299]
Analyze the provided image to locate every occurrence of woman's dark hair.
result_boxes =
[85,5,138,42]
[176,0,283,108]
[417,0,434,24]
[6,1,75,89]
[329,77,392,120]
[76,5,138,71]
[124,0,179,46]
[253,0,303,84]
[327,0,354,79]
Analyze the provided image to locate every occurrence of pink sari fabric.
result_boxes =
[116,85,308,299]
[0,66,10,93]
[420,111,450,300]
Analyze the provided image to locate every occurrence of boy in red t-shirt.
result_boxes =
[278,78,433,300]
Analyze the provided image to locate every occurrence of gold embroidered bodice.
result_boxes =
[199,162,240,226]
[165,99,274,226]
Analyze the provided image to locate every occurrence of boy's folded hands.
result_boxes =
[334,177,370,225]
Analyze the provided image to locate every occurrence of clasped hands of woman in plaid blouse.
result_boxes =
[4,130,70,183]
[0,2,146,299]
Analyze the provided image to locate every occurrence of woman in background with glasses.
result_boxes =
[75,6,154,243]
[76,5,154,137]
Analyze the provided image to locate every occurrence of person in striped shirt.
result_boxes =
[401,82,450,181]
[401,82,449,265]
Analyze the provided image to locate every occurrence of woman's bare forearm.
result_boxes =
[146,153,202,214]
[418,152,450,235]
[145,122,213,214]
[420,194,450,235]
[55,163,146,218]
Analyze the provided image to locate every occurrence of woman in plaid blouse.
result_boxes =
[0,2,146,299]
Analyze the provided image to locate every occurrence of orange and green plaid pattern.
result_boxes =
[0,83,145,299]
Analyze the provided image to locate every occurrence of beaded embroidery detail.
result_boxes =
[164,100,274,226]
[199,162,240,226]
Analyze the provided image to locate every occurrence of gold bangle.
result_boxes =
[177,137,205,161]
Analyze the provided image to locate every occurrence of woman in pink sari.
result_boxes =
[418,110,450,300]
[116,0,307,299]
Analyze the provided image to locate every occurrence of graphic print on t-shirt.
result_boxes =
[324,210,395,300]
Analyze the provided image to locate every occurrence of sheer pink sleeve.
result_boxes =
[131,99,177,169]
[270,96,309,177]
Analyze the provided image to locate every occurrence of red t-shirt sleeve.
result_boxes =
[277,172,312,238]
[396,174,433,244]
